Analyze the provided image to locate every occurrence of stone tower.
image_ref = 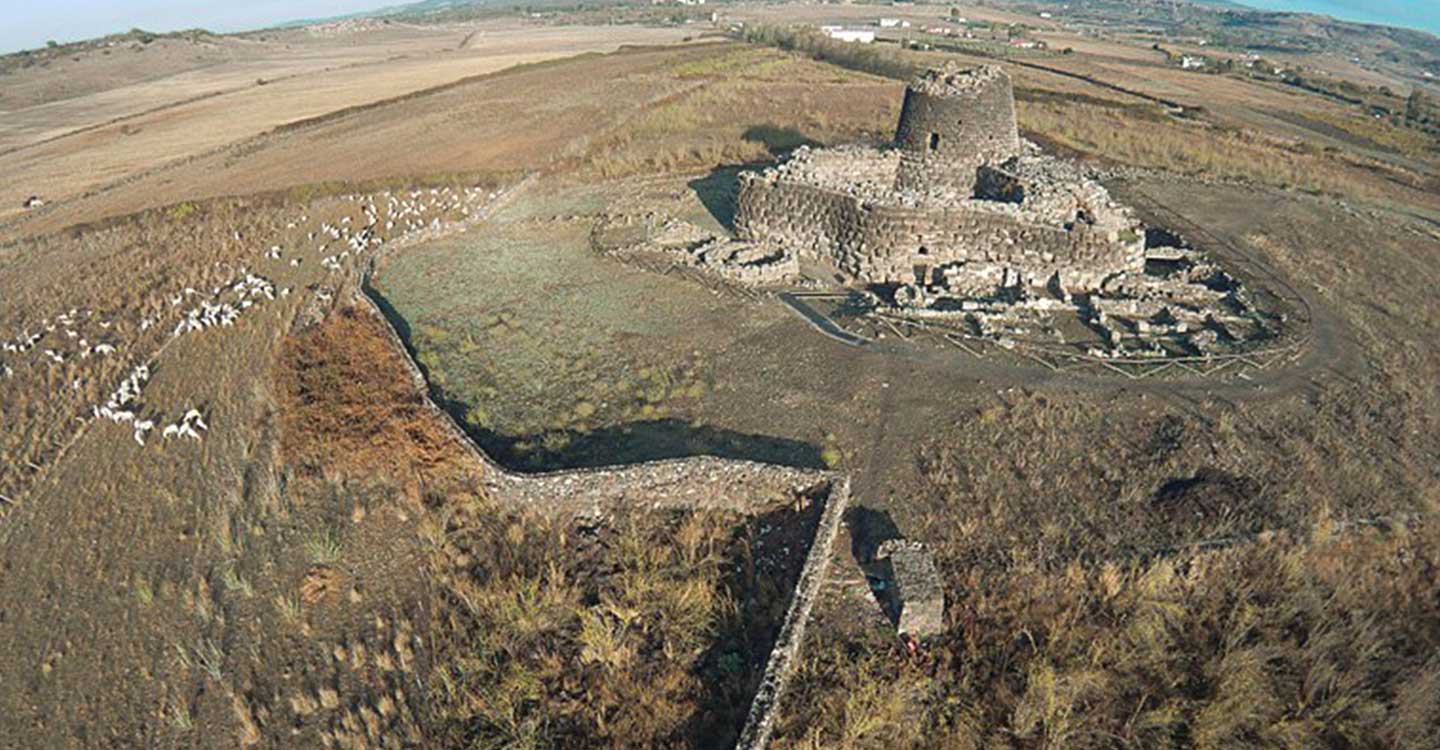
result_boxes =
[893,64,1021,194]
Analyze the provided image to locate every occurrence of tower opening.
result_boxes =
[928,132,940,151]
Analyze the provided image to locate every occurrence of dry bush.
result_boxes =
[425,498,790,750]
[272,305,470,485]
[779,523,1440,750]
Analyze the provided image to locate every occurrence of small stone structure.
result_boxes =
[875,539,945,638]
[599,215,799,288]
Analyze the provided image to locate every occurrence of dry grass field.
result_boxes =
[0,8,1438,750]
[0,19,694,224]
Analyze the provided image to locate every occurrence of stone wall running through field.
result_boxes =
[352,178,853,750]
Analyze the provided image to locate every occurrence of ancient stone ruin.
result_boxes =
[596,62,1284,362]
[875,539,946,639]
[616,62,1280,360]
[733,63,1150,296]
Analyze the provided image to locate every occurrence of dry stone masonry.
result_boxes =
[720,62,1279,358]
[894,64,1021,194]
[735,63,1147,295]
[875,539,946,639]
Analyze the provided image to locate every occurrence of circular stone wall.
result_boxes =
[893,65,1021,194]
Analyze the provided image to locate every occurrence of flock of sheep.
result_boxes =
[1,184,495,459]
[92,363,207,446]
[2,308,122,374]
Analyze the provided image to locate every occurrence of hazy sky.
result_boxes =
[2,0,1436,55]
[1234,0,1440,35]
[1,0,399,54]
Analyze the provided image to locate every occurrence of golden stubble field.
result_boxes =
[0,19,696,224]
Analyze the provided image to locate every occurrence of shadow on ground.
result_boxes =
[846,505,904,627]
[685,495,825,747]
[461,416,827,473]
[743,123,821,154]
[687,165,753,230]
[687,125,818,230]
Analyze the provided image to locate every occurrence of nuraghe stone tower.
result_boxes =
[734,62,1146,296]
[894,64,1021,194]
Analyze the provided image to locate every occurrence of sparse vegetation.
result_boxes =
[219,564,254,598]
[1017,99,1430,201]
[164,693,194,731]
[303,529,343,565]
[273,592,303,624]
[133,577,154,606]
[583,46,898,179]
[778,522,1440,749]
[426,493,805,749]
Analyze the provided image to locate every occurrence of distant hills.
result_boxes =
[278,0,496,28]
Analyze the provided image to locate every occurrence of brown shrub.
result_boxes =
[272,305,472,484]
[300,565,344,605]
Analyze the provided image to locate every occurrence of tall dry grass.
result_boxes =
[423,501,781,750]
[778,522,1440,749]
[581,47,898,180]
[1017,100,1430,202]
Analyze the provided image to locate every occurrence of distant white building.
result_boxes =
[878,17,902,28]
[1181,55,1208,70]
[826,28,877,43]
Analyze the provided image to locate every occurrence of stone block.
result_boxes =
[875,539,945,638]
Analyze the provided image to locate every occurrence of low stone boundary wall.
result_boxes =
[357,276,836,516]
[358,283,848,749]
[734,475,850,750]
[351,179,852,750]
